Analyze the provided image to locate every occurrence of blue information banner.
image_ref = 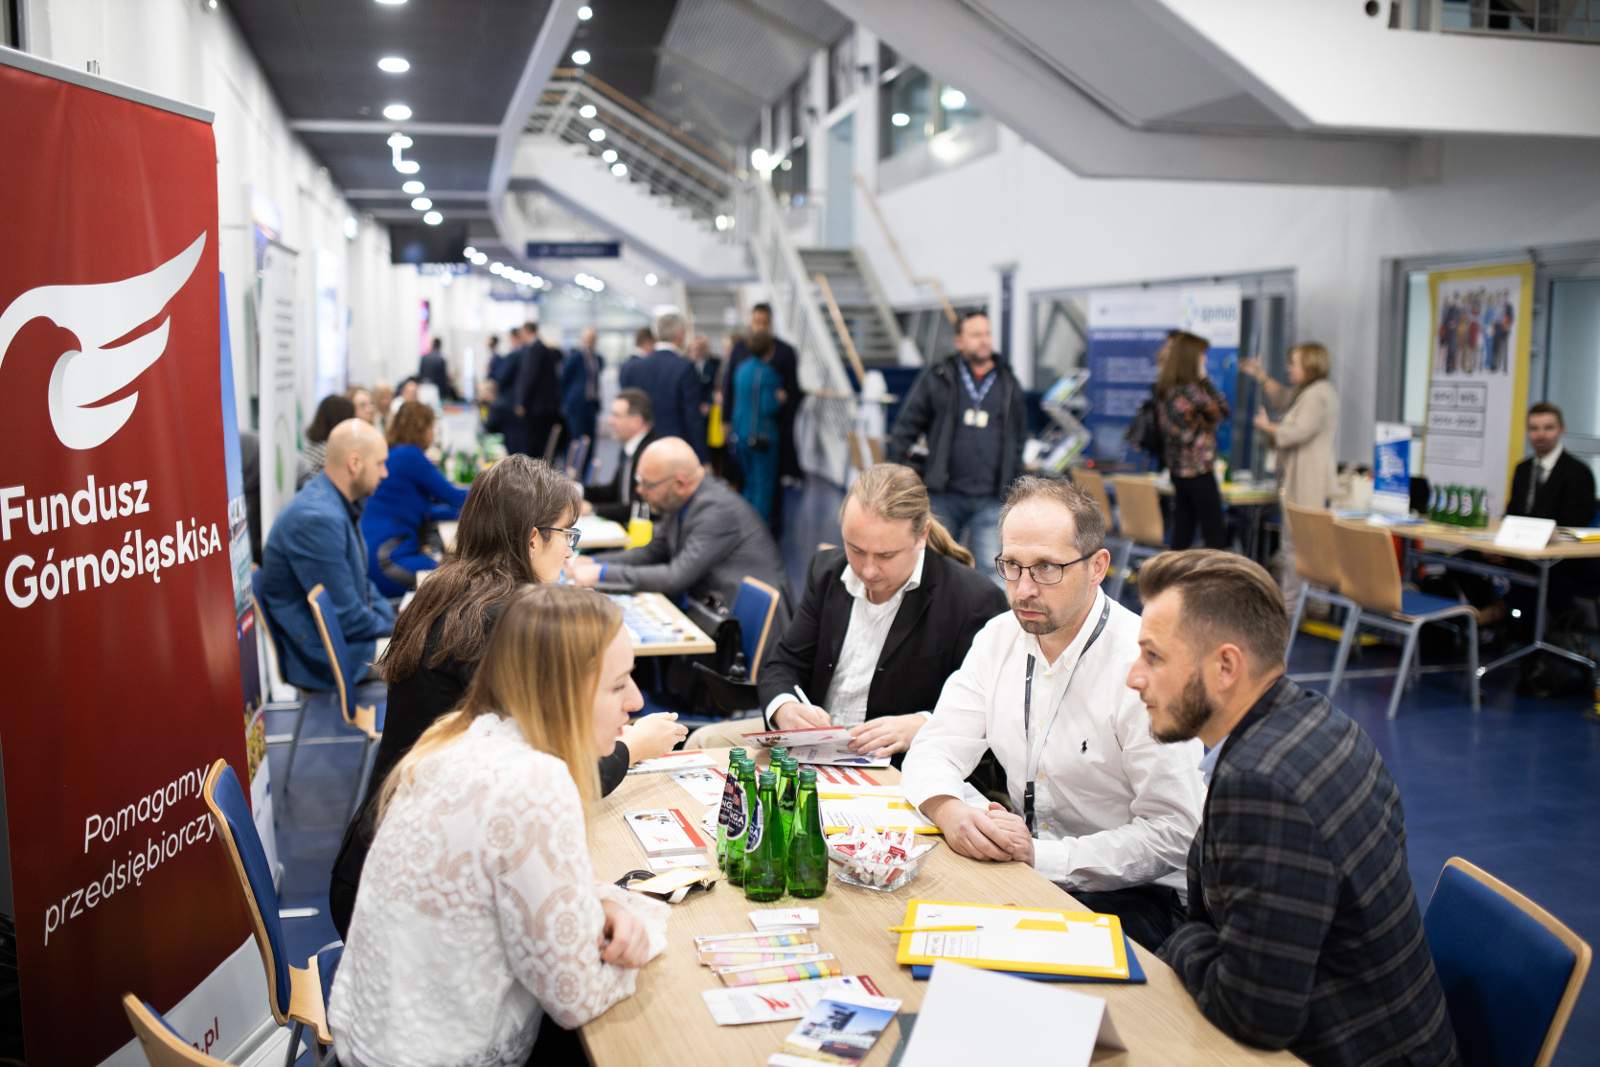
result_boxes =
[525,240,620,258]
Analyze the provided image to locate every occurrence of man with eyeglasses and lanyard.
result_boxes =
[901,477,1204,951]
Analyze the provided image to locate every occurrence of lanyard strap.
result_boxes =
[958,361,996,409]
[1022,596,1111,836]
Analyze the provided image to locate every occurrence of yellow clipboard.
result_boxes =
[893,898,1129,979]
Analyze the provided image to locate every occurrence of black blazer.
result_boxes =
[584,428,659,523]
[757,547,1008,727]
[1507,450,1596,528]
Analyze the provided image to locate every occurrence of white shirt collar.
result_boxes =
[840,547,926,603]
[623,429,649,455]
[1537,444,1563,472]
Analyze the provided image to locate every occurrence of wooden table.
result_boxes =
[582,751,1297,1067]
[1396,520,1600,679]
[613,592,717,657]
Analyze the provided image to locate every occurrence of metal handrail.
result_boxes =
[813,273,869,384]
[852,172,958,325]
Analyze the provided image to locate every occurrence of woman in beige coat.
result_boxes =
[1242,343,1339,613]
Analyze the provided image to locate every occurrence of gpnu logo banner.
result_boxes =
[0,61,250,1065]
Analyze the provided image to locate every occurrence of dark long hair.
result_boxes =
[379,455,581,683]
[306,395,356,444]
[1154,332,1210,398]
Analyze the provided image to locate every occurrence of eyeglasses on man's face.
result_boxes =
[538,526,581,550]
[993,552,1094,585]
[634,472,674,493]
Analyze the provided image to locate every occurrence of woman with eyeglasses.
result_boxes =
[327,584,668,1067]
[328,455,687,937]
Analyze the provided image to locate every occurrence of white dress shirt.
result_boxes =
[765,549,926,727]
[902,590,1204,893]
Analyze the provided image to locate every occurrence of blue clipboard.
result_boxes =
[910,933,1147,984]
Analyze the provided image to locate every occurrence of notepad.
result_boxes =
[893,900,1128,980]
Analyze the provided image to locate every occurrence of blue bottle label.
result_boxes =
[745,798,764,852]
[726,791,747,840]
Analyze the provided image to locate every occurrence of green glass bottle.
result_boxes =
[786,768,829,899]
[744,772,786,903]
[716,748,748,870]
[778,757,800,845]
[1474,488,1489,528]
[769,746,789,774]
[724,759,757,885]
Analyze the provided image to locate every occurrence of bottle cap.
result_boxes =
[782,757,799,771]
[759,771,777,787]
[798,767,817,782]
[730,748,747,761]
[770,747,789,758]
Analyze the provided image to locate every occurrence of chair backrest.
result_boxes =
[1109,477,1165,547]
[121,995,224,1067]
[1070,468,1115,533]
[1330,520,1403,615]
[1283,504,1343,590]
[845,430,867,470]
[306,584,359,725]
[565,435,591,481]
[201,760,291,1023]
[865,435,886,466]
[249,568,290,688]
[731,577,780,682]
[1425,857,1592,1067]
[586,436,621,487]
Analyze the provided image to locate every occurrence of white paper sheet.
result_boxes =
[899,961,1124,1067]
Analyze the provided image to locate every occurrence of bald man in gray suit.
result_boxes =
[569,437,793,625]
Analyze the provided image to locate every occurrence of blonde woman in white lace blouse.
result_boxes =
[328,585,668,1067]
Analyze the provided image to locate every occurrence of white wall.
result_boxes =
[849,124,1600,462]
[22,0,427,422]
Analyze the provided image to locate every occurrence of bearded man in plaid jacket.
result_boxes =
[1129,551,1458,1067]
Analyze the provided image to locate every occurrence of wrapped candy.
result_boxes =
[826,827,937,891]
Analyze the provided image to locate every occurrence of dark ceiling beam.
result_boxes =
[656,47,769,109]
[289,120,501,136]
[713,0,826,51]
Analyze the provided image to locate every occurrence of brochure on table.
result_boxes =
[740,726,891,768]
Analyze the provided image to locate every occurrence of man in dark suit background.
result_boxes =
[1508,402,1596,526]
[512,319,564,460]
[582,388,658,523]
[561,326,603,443]
[726,303,802,535]
[491,325,528,455]
[418,337,457,401]
[620,313,705,462]
[1132,551,1457,1067]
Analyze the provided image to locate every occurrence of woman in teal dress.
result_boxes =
[732,351,783,522]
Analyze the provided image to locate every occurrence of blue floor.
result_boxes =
[271,475,1600,1065]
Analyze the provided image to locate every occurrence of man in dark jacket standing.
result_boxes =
[1129,550,1458,1067]
[620,312,705,463]
[513,319,564,460]
[887,312,1027,583]
[561,326,603,444]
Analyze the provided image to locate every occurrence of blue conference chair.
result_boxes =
[305,584,386,824]
[250,569,318,793]
[1424,857,1591,1067]
[731,577,780,682]
[202,760,342,1067]
[122,993,225,1067]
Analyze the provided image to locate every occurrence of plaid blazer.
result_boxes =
[1160,678,1458,1067]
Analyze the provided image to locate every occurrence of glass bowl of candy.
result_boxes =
[827,828,939,891]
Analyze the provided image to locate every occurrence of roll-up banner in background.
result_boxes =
[0,52,264,1066]
[1422,262,1534,518]
[1084,285,1242,466]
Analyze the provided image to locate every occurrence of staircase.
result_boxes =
[799,248,908,369]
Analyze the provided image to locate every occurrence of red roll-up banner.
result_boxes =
[0,58,253,1065]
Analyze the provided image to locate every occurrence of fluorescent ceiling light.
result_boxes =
[572,50,591,65]
[611,163,627,177]
[378,57,410,73]
[601,149,617,163]
[411,197,432,210]
[490,262,504,274]
[471,252,488,265]
[577,5,593,18]
[395,160,419,174]
[532,276,544,287]
[891,112,909,127]
[383,103,412,121]
[402,180,425,194]
[588,128,605,142]
[423,211,442,225]
[579,104,597,119]
[940,87,967,109]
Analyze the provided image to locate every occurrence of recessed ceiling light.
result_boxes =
[423,211,442,225]
[579,104,597,119]
[940,87,966,110]
[471,252,488,265]
[572,50,591,65]
[490,263,504,274]
[402,180,425,194]
[645,273,657,286]
[378,57,410,73]
[891,112,910,127]
[344,216,358,239]
[577,5,593,19]
[411,197,432,210]
[601,149,617,163]
[395,160,419,174]
[588,128,605,142]
[375,0,407,5]
[383,103,412,121]
[611,162,627,177]
[463,246,477,257]
[532,276,544,287]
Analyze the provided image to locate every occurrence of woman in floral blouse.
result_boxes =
[1155,331,1231,550]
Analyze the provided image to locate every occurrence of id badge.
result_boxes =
[963,407,975,426]
[973,409,989,428]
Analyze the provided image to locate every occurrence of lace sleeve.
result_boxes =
[484,756,650,1030]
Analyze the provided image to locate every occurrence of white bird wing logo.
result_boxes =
[0,233,206,450]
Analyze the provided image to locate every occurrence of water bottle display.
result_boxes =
[744,772,786,903]
[786,769,829,899]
